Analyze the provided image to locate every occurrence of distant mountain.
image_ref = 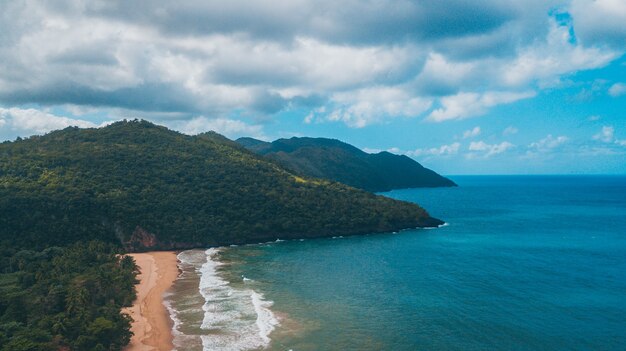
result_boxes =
[0,120,443,251]
[236,137,456,192]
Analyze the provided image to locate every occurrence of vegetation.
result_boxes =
[0,120,446,350]
[0,120,442,251]
[0,241,138,351]
[237,136,456,192]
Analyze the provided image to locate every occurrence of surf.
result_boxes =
[167,248,279,351]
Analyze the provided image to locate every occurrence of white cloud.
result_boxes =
[569,0,626,47]
[0,0,623,131]
[0,106,266,141]
[502,20,618,87]
[362,147,382,154]
[427,91,535,122]
[593,126,614,143]
[207,37,419,92]
[0,107,96,135]
[413,53,476,93]
[528,134,569,151]
[608,83,626,97]
[503,126,518,135]
[167,117,266,140]
[462,126,481,139]
[408,142,461,157]
[467,140,514,158]
[591,125,626,147]
[311,87,433,128]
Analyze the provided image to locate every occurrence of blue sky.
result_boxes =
[0,0,625,174]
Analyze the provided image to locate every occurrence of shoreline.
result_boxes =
[123,251,179,351]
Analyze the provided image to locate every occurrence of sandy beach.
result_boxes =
[123,251,179,351]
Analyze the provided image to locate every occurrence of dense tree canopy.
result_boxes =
[0,120,442,251]
[237,136,456,192]
[0,241,137,351]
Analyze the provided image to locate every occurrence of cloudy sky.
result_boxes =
[1,0,625,174]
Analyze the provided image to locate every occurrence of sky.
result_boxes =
[0,0,625,174]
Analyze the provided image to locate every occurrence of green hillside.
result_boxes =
[237,137,456,192]
[0,120,442,251]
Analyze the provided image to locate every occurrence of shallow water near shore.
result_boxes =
[167,175,626,350]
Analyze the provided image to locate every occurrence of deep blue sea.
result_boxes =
[167,176,626,350]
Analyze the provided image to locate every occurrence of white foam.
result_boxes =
[251,290,279,344]
[163,292,190,351]
[423,222,450,230]
[421,223,450,230]
[163,293,182,335]
[196,248,280,351]
[167,250,211,350]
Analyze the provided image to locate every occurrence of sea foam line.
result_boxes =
[163,292,186,349]
[198,248,279,351]
[166,250,212,351]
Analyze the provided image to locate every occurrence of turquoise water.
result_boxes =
[171,176,626,350]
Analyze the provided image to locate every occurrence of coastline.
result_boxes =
[123,251,179,351]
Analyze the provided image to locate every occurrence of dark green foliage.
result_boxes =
[236,136,457,192]
[0,241,138,351]
[0,120,442,251]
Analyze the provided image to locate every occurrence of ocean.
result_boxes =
[165,176,626,350]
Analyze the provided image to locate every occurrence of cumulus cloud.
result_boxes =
[608,83,626,97]
[569,0,626,47]
[412,53,477,95]
[408,142,461,157]
[306,87,432,128]
[467,140,514,158]
[0,107,96,136]
[591,125,626,147]
[529,134,569,151]
[593,126,615,143]
[0,107,265,141]
[166,116,266,140]
[0,0,623,129]
[462,126,481,139]
[73,0,519,45]
[427,91,535,122]
[502,19,617,87]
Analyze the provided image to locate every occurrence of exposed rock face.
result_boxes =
[125,227,160,252]
[124,226,205,251]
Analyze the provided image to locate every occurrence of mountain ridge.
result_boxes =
[237,136,456,192]
[0,120,443,251]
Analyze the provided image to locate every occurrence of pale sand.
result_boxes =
[123,251,179,351]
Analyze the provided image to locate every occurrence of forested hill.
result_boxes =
[236,137,456,192]
[0,120,442,251]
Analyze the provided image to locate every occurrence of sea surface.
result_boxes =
[165,176,626,350]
